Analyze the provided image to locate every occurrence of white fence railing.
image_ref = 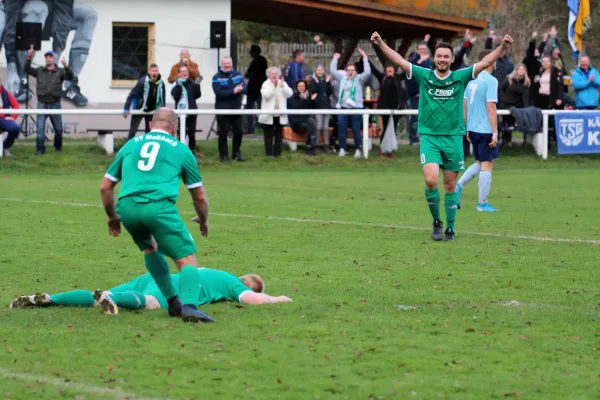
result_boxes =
[0,108,561,160]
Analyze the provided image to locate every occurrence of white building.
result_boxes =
[0,0,233,138]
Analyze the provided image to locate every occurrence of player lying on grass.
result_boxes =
[370,31,512,241]
[10,267,292,314]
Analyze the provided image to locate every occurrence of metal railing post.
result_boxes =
[179,112,187,144]
[362,112,369,159]
[542,112,549,161]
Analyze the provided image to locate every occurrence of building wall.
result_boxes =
[0,0,232,139]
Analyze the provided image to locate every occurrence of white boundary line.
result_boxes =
[2,197,599,246]
[0,368,169,400]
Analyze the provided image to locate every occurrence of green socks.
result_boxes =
[144,252,177,300]
[50,290,95,307]
[109,292,147,309]
[445,191,458,230]
[179,265,202,306]
[425,188,441,222]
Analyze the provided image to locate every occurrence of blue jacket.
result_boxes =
[572,66,600,108]
[285,61,305,88]
[406,53,432,98]
[212,68,246,109]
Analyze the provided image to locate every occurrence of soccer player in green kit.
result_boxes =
[10,267,292,313]
[371,31,513,241]
[99,108,213,323]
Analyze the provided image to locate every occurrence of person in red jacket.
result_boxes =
[0,83,20,157]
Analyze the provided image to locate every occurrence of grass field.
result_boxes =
[1,141,599,400]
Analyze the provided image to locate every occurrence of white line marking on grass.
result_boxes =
[0,368,169,400]
[3,197,600,246]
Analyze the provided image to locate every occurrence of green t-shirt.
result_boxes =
[192,268,253,305]
[104,130,202,203]
[410,64,476,136]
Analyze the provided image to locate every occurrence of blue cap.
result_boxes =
[44,50,55,58]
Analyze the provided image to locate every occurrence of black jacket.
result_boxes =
[499,76,530,109]
[370,61,406,110]
[533,67,564,109]
[308,75,333,109]
[24,60,73,104]
[245,55,268,97]
[287,92,315,124]
[171,78,201,109]
[123,74,166,111]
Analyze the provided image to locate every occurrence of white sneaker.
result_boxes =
[4,149,12,157]
[354,149,362,159]
[339,149,347,157]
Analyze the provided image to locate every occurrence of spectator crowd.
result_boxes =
[2,27,599,159]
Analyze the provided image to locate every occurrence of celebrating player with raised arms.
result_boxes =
[371,31,512,241]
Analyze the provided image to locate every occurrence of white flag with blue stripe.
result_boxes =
[567,0,579,57]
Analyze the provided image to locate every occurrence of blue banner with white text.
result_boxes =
[555,111,600,154]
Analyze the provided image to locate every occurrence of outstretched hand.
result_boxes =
[370,32,383,46]
[501,35,513,50]
[357,48,367,59]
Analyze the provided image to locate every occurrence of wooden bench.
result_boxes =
[282,126,380,151]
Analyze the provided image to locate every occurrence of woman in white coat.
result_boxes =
[259,67,293,157]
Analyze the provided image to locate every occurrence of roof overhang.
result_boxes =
[232,0,488,40]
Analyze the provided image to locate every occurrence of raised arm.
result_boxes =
[371,32,411,75]
[475,35,513,77]
[239,292,292,305]
[329,54,345,81]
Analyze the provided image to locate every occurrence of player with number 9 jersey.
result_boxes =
[104,128,202,260]
[100,108,214,323]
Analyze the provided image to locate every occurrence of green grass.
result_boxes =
[0,141,599,399]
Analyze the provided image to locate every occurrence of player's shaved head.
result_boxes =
[240,274,265,293]
[150,107,178,135]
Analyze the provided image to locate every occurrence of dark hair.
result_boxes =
[384,61,397,71]
[295,80,307,89]
[293,50,303,58]
[478,49,492,61]
[250,44,261,54]
[148,63,158,69]
[434,42,453,56]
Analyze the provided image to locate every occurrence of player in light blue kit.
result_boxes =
[457,50,499,212]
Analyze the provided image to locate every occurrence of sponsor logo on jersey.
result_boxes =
[427,88,455,97]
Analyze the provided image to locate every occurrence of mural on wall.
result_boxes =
[0,0,98,107]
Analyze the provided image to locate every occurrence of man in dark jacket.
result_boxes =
[25,48,74,155]
[122,64,166,140]
[485,31,514,84]
[212,56,247,162]
[244,45,268,134]
[0,83,20,157]
[172,64,201,153]
[285,50,310,89]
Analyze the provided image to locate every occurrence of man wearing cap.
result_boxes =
[25,46,74,155]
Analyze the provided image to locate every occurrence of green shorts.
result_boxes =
[419,134,466,172]
[116,197,196,261]
[108,273,169,309]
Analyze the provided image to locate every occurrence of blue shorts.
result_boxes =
[469,132,499,162]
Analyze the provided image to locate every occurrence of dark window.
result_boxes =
[112,25,149,81]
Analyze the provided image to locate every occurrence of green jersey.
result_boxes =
[170,268,252,305]
[105,130,202,203]
[410,64,476,136]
